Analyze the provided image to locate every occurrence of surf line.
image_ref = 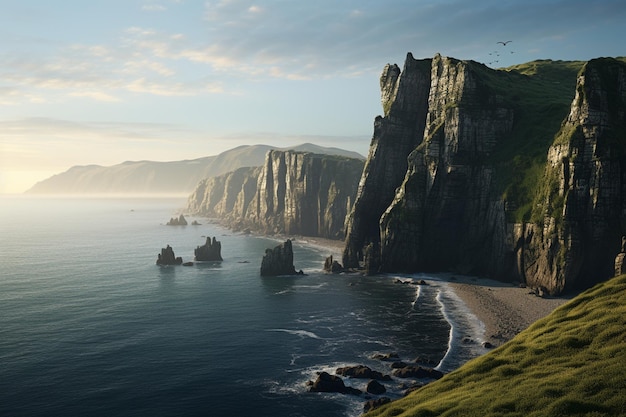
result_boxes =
[266,328,322,340]
[433,285,486,373]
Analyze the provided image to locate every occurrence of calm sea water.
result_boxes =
[0,196,485,417]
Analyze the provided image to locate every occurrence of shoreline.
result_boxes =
[444,275,574,347]
[288,235,573,348]
[219,226,572,349]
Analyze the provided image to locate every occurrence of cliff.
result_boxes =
[344,53,626,294]
[187,150,364,239]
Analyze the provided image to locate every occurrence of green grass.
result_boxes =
[366,274,626,417]
[482,59,584,222]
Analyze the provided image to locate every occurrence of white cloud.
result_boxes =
[69,91,121,102]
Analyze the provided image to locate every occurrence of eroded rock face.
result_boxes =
[379,55,515,275]
[260,239,298,276]
[343,53,432,268]
[343,54,626,295]
[187,152,363,239]
[522,58,626,293]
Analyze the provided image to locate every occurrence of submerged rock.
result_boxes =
[156,245,183,266]
[260,239,298,276]
[194,236,223,261]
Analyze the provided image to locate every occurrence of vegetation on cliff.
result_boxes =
[344,54,626,294]
[366,274,626,417]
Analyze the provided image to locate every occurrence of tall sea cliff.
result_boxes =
[343,53,626,295]
[187,150,364,239]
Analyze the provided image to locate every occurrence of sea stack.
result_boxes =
[156,245,183,265]
[260,239,300,276]
[194,236,223,261]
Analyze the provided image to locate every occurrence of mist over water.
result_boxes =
[0,196,484,417]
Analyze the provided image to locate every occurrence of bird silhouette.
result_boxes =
[497,40,512,46]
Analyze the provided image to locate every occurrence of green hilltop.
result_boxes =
[366,274,626,416]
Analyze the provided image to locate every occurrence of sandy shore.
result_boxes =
[446,276,575,346]
[280,235,575,348]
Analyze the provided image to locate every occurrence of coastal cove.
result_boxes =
[0,196,566,416]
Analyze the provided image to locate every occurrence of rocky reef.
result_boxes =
[194,236,223,261]
[187,151,364,239]
[343,54,626,295]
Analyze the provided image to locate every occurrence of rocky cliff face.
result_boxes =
[343,53,432,269]
[521,58,626,293]
[344,54,626,294]
[187,151,364,239]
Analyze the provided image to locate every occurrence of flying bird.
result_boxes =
[497,40,512,46]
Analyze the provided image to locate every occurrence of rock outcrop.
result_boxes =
[307,372,362,396]
[156,245,183,265]
[187,151,364,239]
[194,236,223,261]
[343,54,626,295]
[260,239,300,276]
[166,214,187,226]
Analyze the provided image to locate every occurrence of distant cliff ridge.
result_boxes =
[343,53,626,294]
[187,150,364,239]
[25,143,363,194]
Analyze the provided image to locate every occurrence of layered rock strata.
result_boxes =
[344,54,626,294]
[187,151,364,240]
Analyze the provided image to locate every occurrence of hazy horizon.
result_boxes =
[1,0,624,193]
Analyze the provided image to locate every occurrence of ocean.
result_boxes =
[0,196,486,417]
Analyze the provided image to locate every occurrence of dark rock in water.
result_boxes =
[391,361,408,369]
[363,397,392,413]
[308,372,362,396]
[156,245,183,265]
[366,380,387,395]
[182,262,194,266]
[260,239,298,276]
[371,352,400,361]
[323,255,344,273]
[194,236,223,261]
[166,214,188,226]
[191,220,201,225]
[392,365,444,380]
[335,365,391,381]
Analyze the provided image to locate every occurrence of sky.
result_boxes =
[0,0,624,193]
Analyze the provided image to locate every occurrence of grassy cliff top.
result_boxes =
[366,274,626,416]
[483,59,585,222]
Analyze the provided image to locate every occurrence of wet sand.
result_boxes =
[446,276,574,346]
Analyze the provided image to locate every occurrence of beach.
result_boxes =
[294,236,574,347]
[446,276,574,347]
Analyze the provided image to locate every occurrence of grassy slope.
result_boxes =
[480,59,584,222]
[366,274,626,417]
